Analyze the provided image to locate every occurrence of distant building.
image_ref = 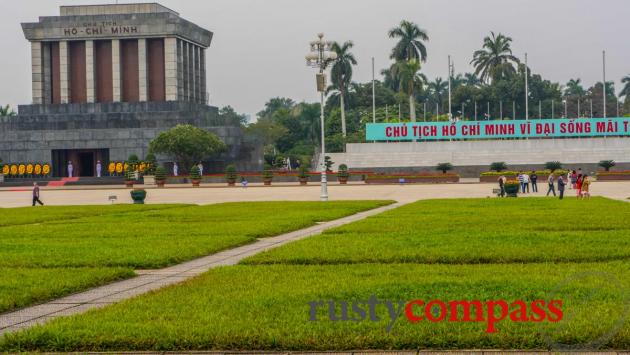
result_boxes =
[0,3,258,177]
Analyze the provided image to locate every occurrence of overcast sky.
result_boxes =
[0,0,628,119]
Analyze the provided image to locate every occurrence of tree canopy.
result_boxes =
[148,124,226,170]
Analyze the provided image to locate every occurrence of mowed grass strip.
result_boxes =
[0,204,185,227]
[0,201,391,269]
[3,262,629,351]
[0,267,134,314]
[244,197,630,265]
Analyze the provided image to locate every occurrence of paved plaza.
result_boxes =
[1,181,630,207]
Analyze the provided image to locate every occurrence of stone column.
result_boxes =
[112,39,121,102]
[59,40,70,104]
[85,40,95,103]
[138,38,148,101]
[30,42,43,104]
[188,43,194,102]
[200,48,206,104]
[164,37,178,101]
[176,39,184,100]
[194,45,201,104]
[42,42,52,104]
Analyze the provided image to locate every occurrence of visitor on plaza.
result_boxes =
[198,162,204,176]
[32,182,43,206]
[546,174,556,196]
[241,176,248,188]
[67,161,73,177]
[570,170,577,189]
[557,175,566,200]
[518,171,525,192]
[522,172,530,193]
[530,171,538,192]
[173,162,178,177]
[581,175,591,198]
[96,160,102,178]
[576,174,584,198]
[498,175,506,197]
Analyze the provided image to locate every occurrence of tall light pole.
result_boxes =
[372,57,376,124]
[603,50,607,118]
[525,53,529,120]
[306,33,337,201]
[448,55,452,119]
[563,99,568,118]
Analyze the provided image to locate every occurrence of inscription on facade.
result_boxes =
[62,21,138,36]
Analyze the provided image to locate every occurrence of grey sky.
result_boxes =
[0,0,628,119]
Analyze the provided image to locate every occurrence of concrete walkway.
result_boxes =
[0,201,403,335]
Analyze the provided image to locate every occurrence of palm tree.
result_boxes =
[565,78,585,97]
[328,41,357,137]
[470,32,520,83]
[388,20,429,62]
[464,73,482,87]
[620,75,630,100]
[0,104,16,117]
[427,77,448,114]
[395,59,425,121]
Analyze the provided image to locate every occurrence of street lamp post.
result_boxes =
[306,33,337,202]
[563,99,568,118]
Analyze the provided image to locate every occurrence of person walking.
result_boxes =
[32,182,44,206]
[530,171,538,193]
[523,172,530,193]
[581,175,591,199]
[67,161,73,177]
[557,175,566,200]
[197,162,204,176]
[498,175,506,197]
[173,162,179,177]
[546,174,556,196]
[96,160,102,178]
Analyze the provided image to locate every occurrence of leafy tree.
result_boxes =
[598,160,615,171]
[395,59,426,122]
[0,105,16,117]
[436,162,454,174]
[257,97,295,120]
[470,32,520,83]
[620,75,630,112]
[490,162,508,172]
[388,20,429,62]
[565,78,585,98]
[218,106,248,125]
[427,77,448,114]
[328,41,357,137]
[148,124,226,172]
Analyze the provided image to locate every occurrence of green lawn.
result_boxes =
[0,201,388,314]
[3,197,629,351]
[3,262,629,351]
[244,197,630,265]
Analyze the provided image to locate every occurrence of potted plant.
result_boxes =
[324,156,334,173]
[225,164,238,186]
[544,161,562,172]
[436,162,454,174]
[490,162,508,172]
[124,166,135,188]
[127,154,140,180]
[155,166,167,188]
[298,166,309,185]
[190,165,201,187]
[504,179,520,197]
[262,164,273,186]
[338,164,349,184]
[130,189,147,204]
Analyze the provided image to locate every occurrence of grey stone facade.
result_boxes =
[0,102,261,174]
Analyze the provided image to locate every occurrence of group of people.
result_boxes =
[497,168,591,200]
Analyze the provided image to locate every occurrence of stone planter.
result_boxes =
[595,173,630,181]
[125,180,134,188]
[191,179,201,187]
[130,189,147,204]
[156,180,166,188]
[299,177,308,185]
[338,176,348,184]
[365,175,460,184]
[263,178,272,186]
[143,175,155,185]
[504,184,520,197]
[227,179,236,186]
